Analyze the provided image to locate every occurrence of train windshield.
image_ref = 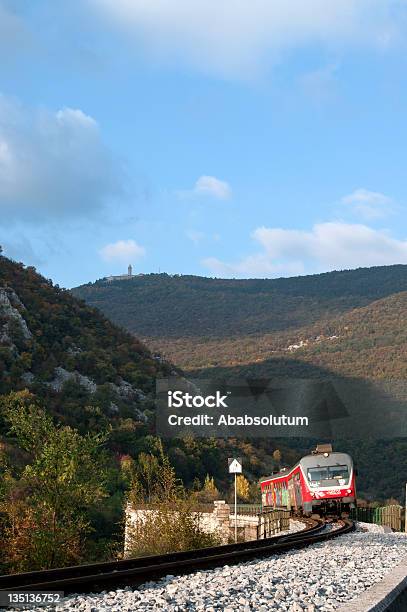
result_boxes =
[307,465,350,484]
[328,465,350,480]
[307,468,328,481]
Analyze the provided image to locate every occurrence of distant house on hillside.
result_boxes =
[105,264,136,283]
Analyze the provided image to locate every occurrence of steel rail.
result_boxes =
[0,517,319,589]
[0,519,354,596]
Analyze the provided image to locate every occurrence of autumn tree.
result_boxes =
[236,474,250,501]
[193,474,219,504]
[204,474,219,495]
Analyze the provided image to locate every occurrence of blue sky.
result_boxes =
[2,1,407,287]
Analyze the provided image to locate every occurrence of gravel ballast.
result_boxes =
[12,522,407,612]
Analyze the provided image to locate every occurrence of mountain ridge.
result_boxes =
[72,265,407,378]
[73,265,407,338]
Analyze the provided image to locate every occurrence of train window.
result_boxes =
[308,467,328,481]
[328,465,349,480]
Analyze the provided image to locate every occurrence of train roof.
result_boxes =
[260,451,353,484]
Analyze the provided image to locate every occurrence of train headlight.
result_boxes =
[347,489,352,494]
[323,452,329,457]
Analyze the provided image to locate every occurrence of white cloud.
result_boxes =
[90,0,402,78]
[99,239,146,262]
[194,176,231,200]
[177,175,231,200]
[203,221,407,277]
[341,188,393,219]
[0,95,122,223]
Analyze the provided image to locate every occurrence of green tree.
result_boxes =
[126,445,220,557]
[248,480,261,503]
[0,391,108,572]
[137,452,160,502]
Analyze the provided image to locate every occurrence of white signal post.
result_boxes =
[228,458,242,542]
[405,482,407,533]
[235,472,237,541]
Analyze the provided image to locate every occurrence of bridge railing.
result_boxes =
[256,508,290,539]
[235,504,262,516]
[350,505,404,532]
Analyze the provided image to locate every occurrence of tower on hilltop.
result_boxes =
[128,264,133,276]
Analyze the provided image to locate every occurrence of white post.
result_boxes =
[405,482,407,533]
[234,472,237,542]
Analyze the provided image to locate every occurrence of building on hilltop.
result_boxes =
[105,264,136,283]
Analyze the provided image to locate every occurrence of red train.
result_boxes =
[260,445,356,516]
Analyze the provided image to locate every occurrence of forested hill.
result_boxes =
[72,265,407,377]
[155,290,407,379]
[73,265,407,340]
[70,266,407,503]
[0,254,174,429]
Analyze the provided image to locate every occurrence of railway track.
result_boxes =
[0,518,354,598]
